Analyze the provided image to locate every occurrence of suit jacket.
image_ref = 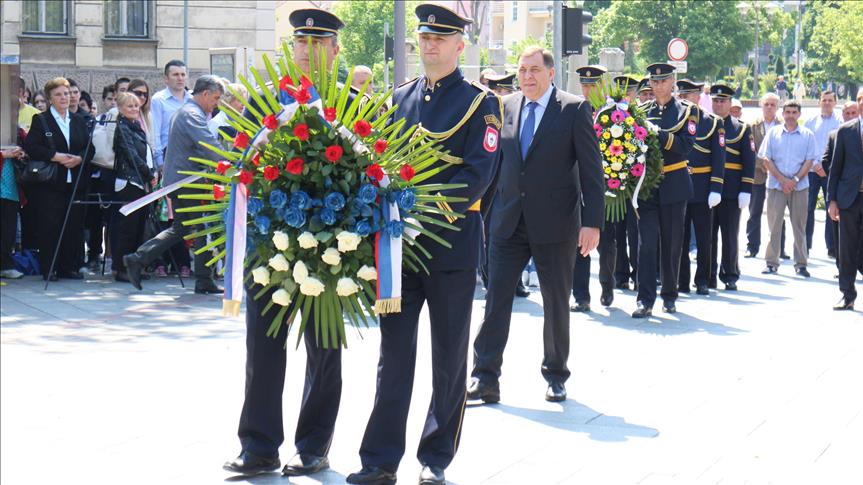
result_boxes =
[162,99,222,186]
[490,87,605,244]
[22,110,95,189]
[826,118,863,209]
[750,116,773,185]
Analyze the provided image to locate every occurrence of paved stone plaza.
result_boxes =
[2,219,861,485]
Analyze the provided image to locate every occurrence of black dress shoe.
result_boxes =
[696,285,709,295]
[780,252,791,260]
[419,465,445,485]
[466,378,500,404]
[631,302,652,318]
[725,281,738,291]
[57,270,83,280]
[678,285,690,294]
[833,297,855,311]
[708,281,717,289]
[545,382,566,402]
[223,451,280,476]
[570,302,590,312]
[795,266,811,278]
[123,254,143,290]
[662,302,677,313]
[282,453,329,476]
[600,288,614,306]
[744,249,757,258]
[615,281,630,290]
[346,465,397,484]
[762,265,778,275]
[195,279,224,294]
[515,281,530,298]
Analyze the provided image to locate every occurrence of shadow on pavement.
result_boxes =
[589,307,746,337]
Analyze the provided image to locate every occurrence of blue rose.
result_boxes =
[284,207,306,228]
[396,189,416,211]
[247,197,263,215]
[354,219,372,237]
[254,215,271,235]
[325,192,346,211]
[290,190,311,210]
[319,207,337,226]
[269,189,288,209]
[385,220,404,238]
[358,183,378,204]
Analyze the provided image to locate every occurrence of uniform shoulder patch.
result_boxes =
[484,114,502,129]
[483,126,499,152]
[470,80,491,92]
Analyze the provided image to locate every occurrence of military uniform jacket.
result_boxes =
[720,116,756,199]
[393,68,501,271]
[686,103,725,203]
[645,98,695,205]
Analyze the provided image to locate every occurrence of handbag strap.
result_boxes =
[37,113,58,153]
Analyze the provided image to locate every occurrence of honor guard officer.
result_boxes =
[572,64,615,311]
[709,84,755,290]
[677,79,725,295]
[223,8,353,479]
[614,74,640,100]
[346,5,501,485]
[486,72,517,96]
[612,74,641,289]
[632,62,696,318]
[637,78,655,104]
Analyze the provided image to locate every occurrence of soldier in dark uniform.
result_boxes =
[572,65,615,311]
[223,9,354,478]
[486,72,516,96]
[614,74,639,100]
[632,63,696,318]
[346,5,500,485]
[612,74,641,291]
[709,84,755,291]
[637,78,655,104]
[676,79,725,295]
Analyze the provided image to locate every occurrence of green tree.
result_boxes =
[506,36,550,66]
[775,56,785,76]
[806,1,863,83]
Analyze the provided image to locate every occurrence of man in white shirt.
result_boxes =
[150,60,192,169]
[803,90,841,256]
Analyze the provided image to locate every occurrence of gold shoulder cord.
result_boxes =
[665,102,693,133]
[696,115,718,141]
[410,90,488,164]
[726,120,747,144]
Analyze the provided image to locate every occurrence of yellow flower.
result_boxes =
[612,139,622,147]
[600,115,609,123]
[625,117,635,126]
[604,167,612,174]
[599,143,607,151]
[611,172,618,178]
[624,133,632,140]
[602,132,610,139]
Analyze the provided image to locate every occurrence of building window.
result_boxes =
[511,2,518,22]
[22,0,69,35]
[105,0,149,38]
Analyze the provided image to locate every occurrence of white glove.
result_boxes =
[738,192,751,210]
[707,192,721,209]
[645,120,660,134]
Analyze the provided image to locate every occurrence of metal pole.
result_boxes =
[794,2,802,80]
[384,21,390,90]
[393,1,406,88]
[183,0,189,65]
[553,0,563,88]
[753,6,759,98]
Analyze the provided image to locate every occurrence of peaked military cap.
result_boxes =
[614,74,639,91]
[646,62,676,80]
[676,79,704,94]
[710,83,735,99]
[415,3,473,35]
[576,65,607,85]
[290,8,344,37]
[486,72,516,91]
[637,78,652,93]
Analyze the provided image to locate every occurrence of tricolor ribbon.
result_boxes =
[373,175,402,315]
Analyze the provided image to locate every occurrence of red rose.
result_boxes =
[366,163,385,181]
[294,87,311,105]
[373,139,388,154]
[233,132,250,149]
[399,164,416,182]
[279,75,293,92]
[293,123,309,141]
[354,119,372,137]
[212,184,226,200]
[263,165,279,181]
[238,169,254,185]
[251,152,261,166]
[262,114,278,130]
[215,160,232,175]
[286,157,304,175]
[324,145,344,163]
[324,107,337,122]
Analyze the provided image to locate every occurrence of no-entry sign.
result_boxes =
[667,38,688,61]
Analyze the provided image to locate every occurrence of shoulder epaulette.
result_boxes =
[397,76,420,89]
[726,119,748,144]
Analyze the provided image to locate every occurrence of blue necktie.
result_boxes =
[520,101,538,160]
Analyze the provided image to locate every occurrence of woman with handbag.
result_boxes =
[111,92,156,282]
[21,77,95,281]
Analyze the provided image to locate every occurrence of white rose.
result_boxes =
[640,144,648,153]
[268,254,290,272]
[619,173,628,180]
[609,124,624,138]
[321,247,341,266]
[637,154,646,163]
[292,260,309,284]
[336,277,361,296]
[336,231,361,252]
[357,265,378,281]
[297,231,318,249]
[272,288,292,306]
[299,277,325,296]
[251,266,271,286]
[610,162,623,171]
[272,230,290,251]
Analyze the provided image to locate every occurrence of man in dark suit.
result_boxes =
[826,91,863,311]
[467,46,604,405]
[823,101,861,278]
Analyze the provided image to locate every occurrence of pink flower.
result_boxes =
[634,125,648,141]
[630,163,645,177]
[611,110,626,123]
[607,178,621,189]
[609,144,624,156]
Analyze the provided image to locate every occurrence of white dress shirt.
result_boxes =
[519,83,555,139]
[50,106,72,183]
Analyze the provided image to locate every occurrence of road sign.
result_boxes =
[668,60,688,73]
[667,38,688,61]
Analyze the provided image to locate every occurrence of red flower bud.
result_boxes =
[251,152,261,166]
[279,75,293,92]
[215,160,232,175]
[212,184,225,200]
[233,132,250,149]
[373,139,388,154]
[238,169,254,185]
[294,87,311,105]
[354,119,372,137]
[324,107,337,122]
[263,165,279,181]
[399,164,416,182]
[293,123,309,141]
[286,157,304,175]
[324,145,344,163]
[366,163,385,181]
[262,114,278,130]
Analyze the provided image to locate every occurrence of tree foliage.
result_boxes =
[805,0,863,82]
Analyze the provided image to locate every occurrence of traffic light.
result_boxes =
[385,35,394,62]
[562,6,592,56]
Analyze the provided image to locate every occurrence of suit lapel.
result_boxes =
[504,93,525,164]
[524,87,561,162]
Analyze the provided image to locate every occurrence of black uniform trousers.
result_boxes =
[679,202,713,290]
[472,217,576,386]
[636,199,686,308]
[572,223,615,303]
[238,286,342,459]
[711,200,742,285]
[26,181,89,278]
[359,269,474,471]
[614,202,639,285]
[838,193,863,301]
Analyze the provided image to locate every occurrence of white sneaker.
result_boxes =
[0,269,24,279]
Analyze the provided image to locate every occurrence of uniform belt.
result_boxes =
[662,160,689,174]
[725,162,743,170]
[689,166,712,174]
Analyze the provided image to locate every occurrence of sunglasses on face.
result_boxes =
[132,90,149,99]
